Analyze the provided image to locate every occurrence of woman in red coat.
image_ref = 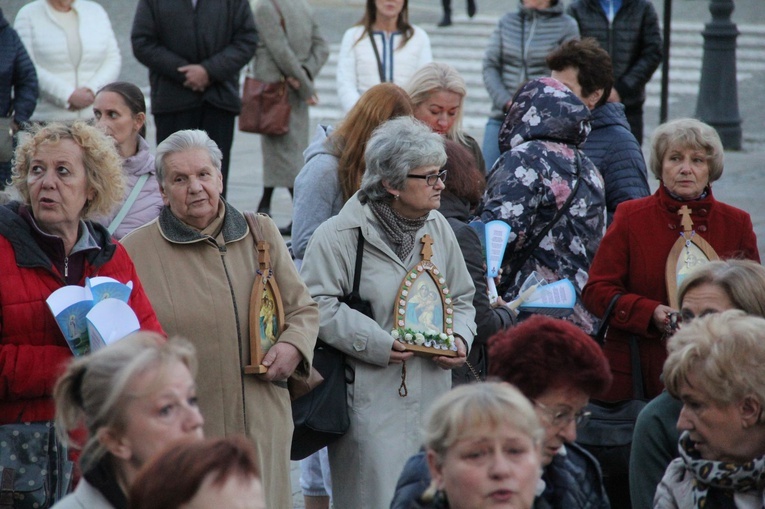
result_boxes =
[583,118,759,401]
[0,121,162,425]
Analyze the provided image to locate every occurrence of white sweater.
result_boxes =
[14,0,121,121]
[336,24,432,113]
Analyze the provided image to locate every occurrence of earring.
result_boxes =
[394,194,399,200]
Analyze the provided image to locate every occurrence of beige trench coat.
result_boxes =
[300,195,476,509]
[122,203,318,508]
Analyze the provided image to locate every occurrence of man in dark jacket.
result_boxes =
[0,8,37,187]
[547,38,650,224]
[567,0,662,144]
[131,0,258,195]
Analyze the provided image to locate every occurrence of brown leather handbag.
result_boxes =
[238,0,291,136]
[238,78,291,136]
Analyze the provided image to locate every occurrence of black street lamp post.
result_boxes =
[695,0,742,149]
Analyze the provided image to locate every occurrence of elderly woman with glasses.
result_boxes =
[300,116,476,509]
[391,315,612,509]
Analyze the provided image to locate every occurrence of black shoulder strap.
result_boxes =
[368,32,386,83]
[350,229,365,294]
[500,150,584,289]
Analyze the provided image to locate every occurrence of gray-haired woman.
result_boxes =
[300,116,476,509]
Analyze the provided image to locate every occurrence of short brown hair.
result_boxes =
[546,38,614,109]
[129,436,260,509]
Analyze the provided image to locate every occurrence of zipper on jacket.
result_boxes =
[216,240,249,433]
[64,256,68,278]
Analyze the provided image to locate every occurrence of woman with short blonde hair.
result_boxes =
[655,311,765,507]
[52,332,204,509]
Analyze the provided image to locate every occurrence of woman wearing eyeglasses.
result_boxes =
[391,314,612,508]
[301,116,476,509]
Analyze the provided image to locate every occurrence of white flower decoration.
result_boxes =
[414,333,425,345]
[391,329,400,340]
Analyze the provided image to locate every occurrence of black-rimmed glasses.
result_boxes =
[407,170,448,187]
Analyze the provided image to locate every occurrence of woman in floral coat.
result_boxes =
[477,76,606,334]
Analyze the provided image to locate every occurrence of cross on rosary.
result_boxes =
[677,206,697,269]
[420,234,434,262]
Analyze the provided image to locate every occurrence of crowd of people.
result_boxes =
[1,1,763,509]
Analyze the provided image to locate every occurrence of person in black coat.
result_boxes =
[438,140,515,384]
[567,0,662,144]
[131,0,258,195]
[547,38,649,224]
[0,8,37,188]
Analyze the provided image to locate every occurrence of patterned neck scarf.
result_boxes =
[678,431,765,508]
[369,200,427,261]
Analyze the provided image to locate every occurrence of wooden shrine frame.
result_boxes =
[665,205,719,309]
[244,239,286,374]
[392,235,458,357]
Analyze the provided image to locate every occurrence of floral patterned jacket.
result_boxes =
[477,77,606,334]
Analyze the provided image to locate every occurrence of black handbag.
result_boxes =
[576,294,647,509]
[290,230,371,461]
[0,422,73,509]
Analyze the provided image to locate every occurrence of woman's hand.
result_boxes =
[68,87,95,110]
[389,340,414,365]
[286,77,301,90]
[258,342,302,381]
[652,304,678,331]
[432,336,467,370]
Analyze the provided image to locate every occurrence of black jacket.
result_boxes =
[439,193,515,384]
[131,0,258,114]
[567,0,662,108]
[582,102,650,224]
[0,9,38,122]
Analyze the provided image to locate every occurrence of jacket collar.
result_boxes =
[157,198,249,244]
[657,184,716,215]
[0,201,116,270]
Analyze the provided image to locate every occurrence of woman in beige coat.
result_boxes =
[301,117,476,509]
[122,130,319,509]
[250,0,329,232]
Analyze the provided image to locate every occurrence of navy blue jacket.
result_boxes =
[392,443,610,509]
[0,9,38,123]
[582,102,650,224]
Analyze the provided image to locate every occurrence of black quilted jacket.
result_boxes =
[567,0,663,108]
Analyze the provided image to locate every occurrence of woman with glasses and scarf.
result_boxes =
[301,116,475,509]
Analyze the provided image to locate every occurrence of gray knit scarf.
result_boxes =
[369,200,428,261]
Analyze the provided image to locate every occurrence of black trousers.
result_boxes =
[154,104,236,195]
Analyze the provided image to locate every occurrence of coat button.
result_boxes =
[353,339,365,351]
[668,223,677,230]
[619,310,627,318]
[698,225,708,232]
[698,208,708,216]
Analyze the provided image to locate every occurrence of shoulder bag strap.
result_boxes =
[244,211,268,339]
[350,229,365,295]
[368,32,386,83]
[593,293,621,346]
[107,173,150,235]
[501,149,584,283]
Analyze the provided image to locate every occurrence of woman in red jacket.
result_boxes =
[583,118,760,401]
[0,121,162,425]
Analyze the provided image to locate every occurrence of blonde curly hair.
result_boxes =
[12,121,125,219]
